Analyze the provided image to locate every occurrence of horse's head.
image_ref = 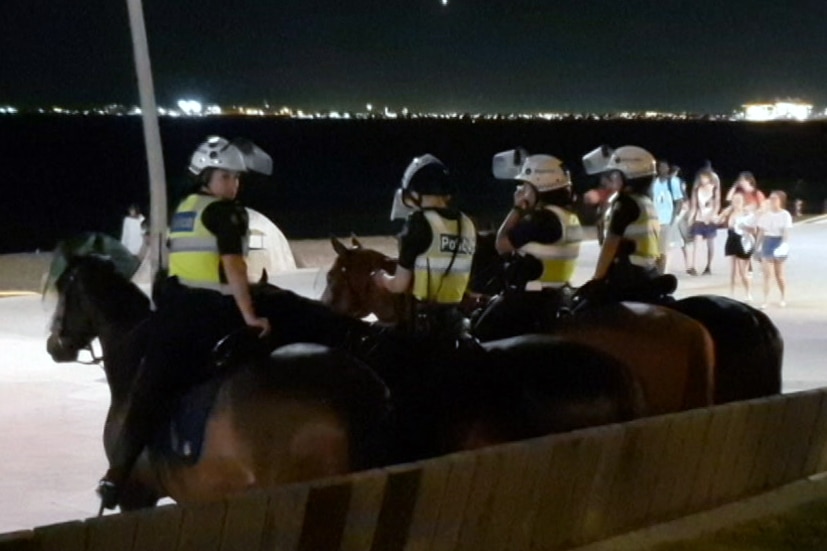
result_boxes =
[321,236,401,323]
[46,255,149,363]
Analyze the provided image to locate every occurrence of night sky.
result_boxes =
[3,0,827,113]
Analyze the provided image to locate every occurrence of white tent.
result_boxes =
[245,208,296,279]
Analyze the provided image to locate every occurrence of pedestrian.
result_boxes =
[649,160,685,274]
[686,168,721,275]
[719,193,756,301]
[120,203,146,258]
[756,190,793,308]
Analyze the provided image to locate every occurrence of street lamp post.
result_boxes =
[125,0,168,280]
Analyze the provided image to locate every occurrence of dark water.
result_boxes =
[2,115,827,254]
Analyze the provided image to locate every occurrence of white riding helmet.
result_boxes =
[601,145,656,180]
[188,136,273,176]
[515,154,571,192]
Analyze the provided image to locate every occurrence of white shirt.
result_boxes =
[756,209,792,237]
[121,214,145,256]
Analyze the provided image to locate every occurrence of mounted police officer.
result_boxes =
[494,152,582,291]
[97,136,273,510]
[372,154,476,342]
[582,145,674,303]
[470,151,582,339]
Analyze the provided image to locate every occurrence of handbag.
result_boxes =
[773,242,789,259]
[740,233,755,255]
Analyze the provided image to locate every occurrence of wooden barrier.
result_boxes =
[5,388,827,551]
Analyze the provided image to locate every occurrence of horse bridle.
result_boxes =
[50,265,103,365]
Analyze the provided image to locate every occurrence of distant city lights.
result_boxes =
[177,99,203,116]
[2,98,825,122]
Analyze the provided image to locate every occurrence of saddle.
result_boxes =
[151,327,269,464]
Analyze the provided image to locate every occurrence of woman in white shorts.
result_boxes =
[755,190,793,308]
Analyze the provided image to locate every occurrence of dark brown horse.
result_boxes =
[46,255,390,510]
[251,279,649,461]
[321,237,718,415]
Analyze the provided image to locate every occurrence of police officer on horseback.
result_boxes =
[582,145,675,303]
[373,154,476,342]
[494,153,583,291]
[97,136,273,510]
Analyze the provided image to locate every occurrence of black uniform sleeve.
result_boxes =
[397,211,432,270]
[508,209,563,248]
[201,201,249,255]
[607,195,640,237]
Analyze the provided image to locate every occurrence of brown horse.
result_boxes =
[321,236,717,415]
[46,255,390,510]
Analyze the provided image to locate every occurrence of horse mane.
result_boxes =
[62,255,151,321]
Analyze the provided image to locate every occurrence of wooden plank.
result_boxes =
[403,459,450,551]
[718,399,772,501]
[711,401,756,504]
[648,408,712,522]
[454,448,503,551]
[687,402,743,510]
[561,427,620,549]
[578,425,627,544]
[747,396,790,493]
[132,504,183,551]
[369,463,423,551]
[504,437,558,549]
[779,390,824,483]
[298,480,353,551]
[428,453,478,551]
[602,417,673,536]
[85,512,138,551]
[0,530,34,551]
[34,520,86,551]
[339,471,387,551]
[176,500,227,551]
[802,390,827,475]
[530,433,593,551]
[259,484,310,551]
[219,491,269,551]
[469,441,536,550]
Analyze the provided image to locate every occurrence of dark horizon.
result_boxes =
[2,1,827,114]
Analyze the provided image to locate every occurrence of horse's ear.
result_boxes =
[258,269,269,284]
[350,234,363,249]
[331,235,348,257]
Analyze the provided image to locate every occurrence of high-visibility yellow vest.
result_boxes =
[518,205,582,287]
[622,194,660,266]
[412,210,476,304]
[168,194,248,293]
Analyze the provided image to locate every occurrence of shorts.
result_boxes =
[761,236,785,261]
[690,222,718,240]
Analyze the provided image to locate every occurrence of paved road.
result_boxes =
[0,221,825,532]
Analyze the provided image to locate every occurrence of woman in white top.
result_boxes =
[120,203,146,258]
[755,190,793,308]
[686,169,721,275]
